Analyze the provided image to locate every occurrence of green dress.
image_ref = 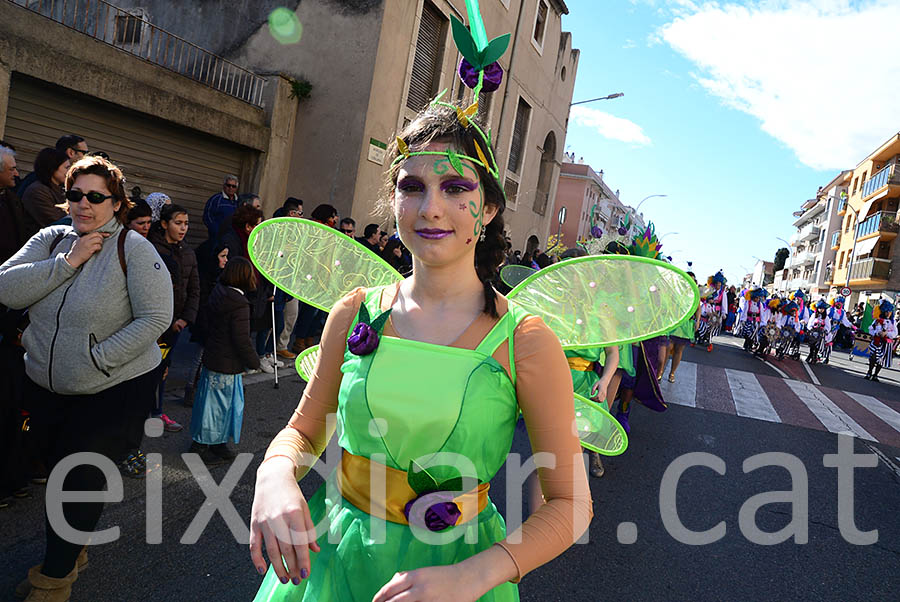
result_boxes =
[255,288,530,601]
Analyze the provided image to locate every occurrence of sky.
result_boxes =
[559,0,900,285]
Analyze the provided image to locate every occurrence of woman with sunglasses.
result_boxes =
[0,156,173,601]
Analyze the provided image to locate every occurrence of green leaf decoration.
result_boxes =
[358,302,371,327]
[408,459,440,495]
[437,476,464,492]
[464,0,489,51]
[450,16,480,66]
[370,308,393,333]
[478,33,510,69]
[447,149,465,176]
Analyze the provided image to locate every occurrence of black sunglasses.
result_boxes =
[340,228,354,234]
[66,189,114,204]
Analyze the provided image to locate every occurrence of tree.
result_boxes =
[774,247,790,271]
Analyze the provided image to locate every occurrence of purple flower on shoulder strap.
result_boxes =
[347,303,392,356]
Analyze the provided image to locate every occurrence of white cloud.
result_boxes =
[570,106,652,146]
[658,0,900,170]
[623,39,637,49]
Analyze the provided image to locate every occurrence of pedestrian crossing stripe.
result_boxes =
[659,361,900,448]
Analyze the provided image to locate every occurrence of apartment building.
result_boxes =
[828,133,900,305]
[783,171,849,297]
[553,155,625,248]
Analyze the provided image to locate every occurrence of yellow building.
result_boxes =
[829,133,900,302]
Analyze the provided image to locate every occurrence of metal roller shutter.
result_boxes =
[4,74,253,247]
[406,1,445,112]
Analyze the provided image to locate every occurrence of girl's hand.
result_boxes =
[249,456,320,585]
[372,565,476,602]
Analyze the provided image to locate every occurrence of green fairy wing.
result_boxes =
[248,218,402,312]
[499,264,537,289]
[508,254,699,349]
[575,394,628,456]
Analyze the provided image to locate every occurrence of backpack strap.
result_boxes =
[117,229,128,276]
[48,232,66,256]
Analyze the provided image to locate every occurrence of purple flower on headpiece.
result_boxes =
[458,58,504,92]
[348,322,379,356]
[618,226,628,236]
[590,225,603,238]
[404,491,462,532]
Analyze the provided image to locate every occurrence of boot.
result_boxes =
[290,338,307,354]
[589,451,605,478]
[15,550,86,600]
[20,565,77,602]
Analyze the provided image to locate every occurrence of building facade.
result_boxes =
[828,133,900,306]
[553,157,624,248]
[783,171,850,298]
[108,0,579,250]
[0,0,297,246]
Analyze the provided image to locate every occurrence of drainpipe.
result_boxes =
[495,0,526,162]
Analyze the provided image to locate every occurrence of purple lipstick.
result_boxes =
[416,228,453,240]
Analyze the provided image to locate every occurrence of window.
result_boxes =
[504,178,519,207]
[115,10,145,44]
[532,1,549,50]
[406,2,446,111]
[507,97,532,175]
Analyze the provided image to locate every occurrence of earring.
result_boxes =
[479,225,486,242]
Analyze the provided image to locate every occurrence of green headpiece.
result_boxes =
[391,0,508,193]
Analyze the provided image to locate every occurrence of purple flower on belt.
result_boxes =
[404,491,462,532]
[347,304,392,356]
[458,58,504,93]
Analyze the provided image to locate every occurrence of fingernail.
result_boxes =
[301,568,309,579]
[280,576,289,584]
[292,577,300,585]
[257,566,265,575]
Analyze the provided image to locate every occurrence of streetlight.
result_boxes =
[635,194,667,213]
[660,231,678,241]
[570,92,624,106]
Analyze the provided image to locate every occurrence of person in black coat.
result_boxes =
[189,257,261,465]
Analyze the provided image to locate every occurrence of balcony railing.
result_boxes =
[848,257,891,282]
[799,223,821,241]
[11,0,265,106]
[855,211,899,238]
[831,231,840,248]
[861,164,900,199]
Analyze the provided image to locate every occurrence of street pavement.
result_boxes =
[1,335,898,601]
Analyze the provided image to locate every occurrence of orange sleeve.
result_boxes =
[495,315,593,581]
[263,288,366,480]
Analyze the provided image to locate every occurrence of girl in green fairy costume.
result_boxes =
[248,103,592,601]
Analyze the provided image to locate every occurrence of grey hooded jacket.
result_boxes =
[0,218,173,395]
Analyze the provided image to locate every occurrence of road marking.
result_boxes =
[863,442,900,480]
[725,369,781,422]
[801,360,821,386]
[843,391,900,435]
[763,359,790,379]
[785,380,875,441]
[659,362,697,407]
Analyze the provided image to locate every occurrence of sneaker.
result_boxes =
[210,443,237,461]
[159,413,183,432]
[0,497,10,509]
[264,354,285,368]
[188,442,225,467]
[277,349,297,360]
[118,454,145,479]
[258,357,275,374]
[706,344,713,352]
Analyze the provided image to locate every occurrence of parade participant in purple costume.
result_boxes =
[823,295,856,364]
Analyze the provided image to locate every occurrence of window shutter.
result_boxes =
[508,98,531,174]
[407,2,445,111]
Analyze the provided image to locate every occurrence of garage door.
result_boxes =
[4,74,256,247]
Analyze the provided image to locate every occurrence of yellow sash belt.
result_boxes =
[567,356,595,372]
[337,450,489,526]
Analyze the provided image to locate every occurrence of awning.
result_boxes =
[857,198,876,222]
[853,237,879,257]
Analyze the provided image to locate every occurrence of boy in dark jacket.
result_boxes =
[148,204,200,432]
